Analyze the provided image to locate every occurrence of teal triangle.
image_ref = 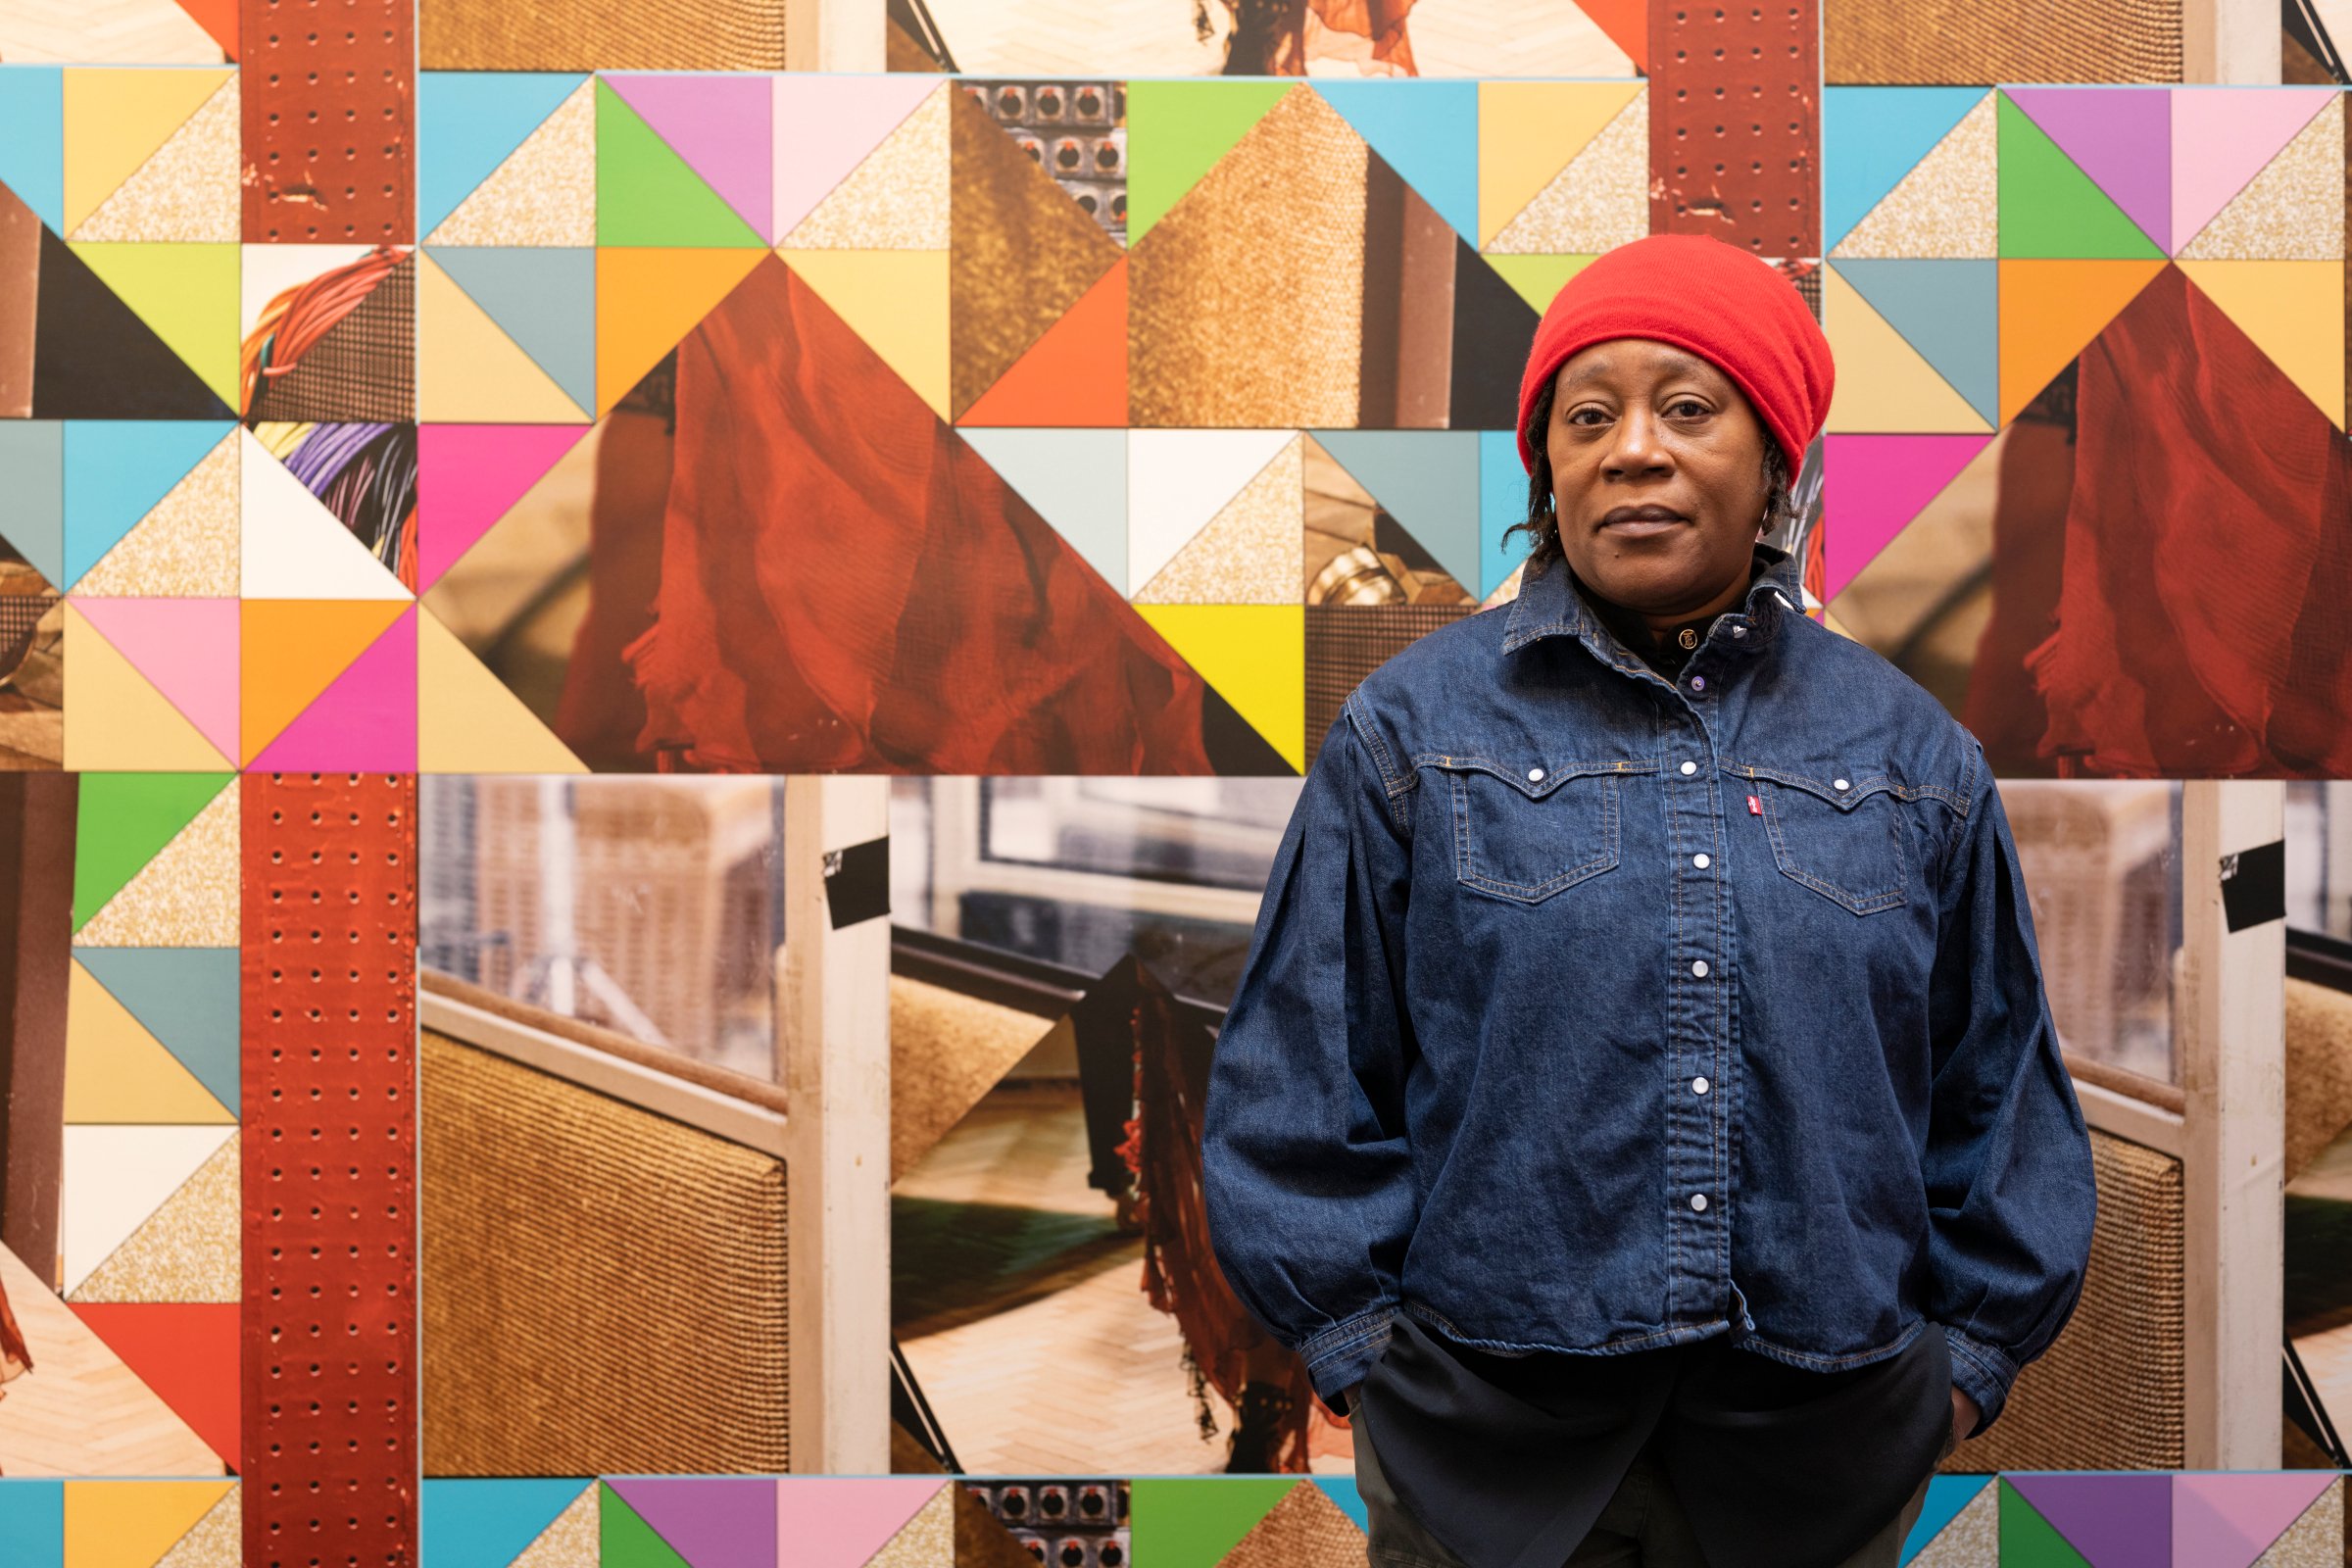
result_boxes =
[421,1478,595,1568]
[1900,1475,1991,1563]
[73,949,238,1115]
[1310,1477,1369,1534]
[428,247,597,415]
[1831,259,1998,426]
[1311,430,1481,596]
[418,73,587,237]
[1824,87,1987,255]
[1478,429,1532,601]
[1313,80,1477,240]
[0,1480,62,1567]
[0,421,64,586]
[961,428,1127,592]
[0,67,63,231]
[62,421,229,591]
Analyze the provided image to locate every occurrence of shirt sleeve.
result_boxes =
[1923,742,2101,1437]
[1202,691,1420,1422]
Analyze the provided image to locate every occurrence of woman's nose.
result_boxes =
[1603,407,1671,476]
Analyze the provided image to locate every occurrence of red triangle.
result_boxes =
[958,257,1128,428]
[70,1302,241,1470]
[1576,0,1646,72]
[174,0,240,58]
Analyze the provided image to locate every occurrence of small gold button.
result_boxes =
[1677,627,1699,650]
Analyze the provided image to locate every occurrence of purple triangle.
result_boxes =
[2006,88,2172,254]
[2007,1474,2171,1567]
[605,1478,777,1568]
[605,74,773,240]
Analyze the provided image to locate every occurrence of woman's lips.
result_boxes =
[1597,514,1689,538]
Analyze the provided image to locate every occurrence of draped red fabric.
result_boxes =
[2023,265,2352,776]
[622,257,1220,774]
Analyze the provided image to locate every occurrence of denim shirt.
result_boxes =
[1200,542,2098,1435]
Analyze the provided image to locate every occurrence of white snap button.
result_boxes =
[1690,1193,1708,1211]
[1528,766,1545,782]
[1692,1076,1710,1094]
[1690,675,1706,691]
[1732,625,1746,638]
[1692,853,1710,869]
[1679,760,1697,776]
[1690,959,1709,978]
[1834,778,1849,791]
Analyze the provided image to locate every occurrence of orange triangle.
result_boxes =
[70,1302,239,1469]
[596,247,764,416]
[959,256,1128,427]
[1998,258,2167,424]
[1575,0,1646,70]
[239,600,408,761]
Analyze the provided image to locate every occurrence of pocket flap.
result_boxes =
[1725,761,1900,811]
[1416,753,1658,800]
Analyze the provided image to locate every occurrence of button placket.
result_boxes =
[1666,707,1728,1325]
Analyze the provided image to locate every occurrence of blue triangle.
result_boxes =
[0,68,63,231]
[419,73,587,237]
[422,1479,594,1568]
[1314,80,1477,241]
[1313,430,1481,597]
[1899,1475,1991,1564]
[1831,259,1999,426]
[1478,430,1534,602]
[1824,87,1987,255]
[62,420,228,590]
[962,428,1127,592]
[1310,1477,1368,1534]
[428,247,597,414]
[0,422,64,586]
[73,949,238,1115]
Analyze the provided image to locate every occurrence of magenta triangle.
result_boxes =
[252,607,417,771]
[71,597,239,760]
[603,1478,777,1568]
[2173,1473,2338,1568]
[605,74,774,241]
[2005,88,2171,254]
[774,1479,950,1567]
[1822,434,1993,601]
[416,424,590,592]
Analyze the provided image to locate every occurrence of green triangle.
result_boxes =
[1997,1480,2094,1566]
[1484,253,1597,315]
[1127,80,1298,244]
[1996,92,2163,260]
[595,81,763,248]
[598,1483,694,1568]
[1130,1478,1300,1568]
[72,773,232,930]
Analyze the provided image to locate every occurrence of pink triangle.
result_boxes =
[2173,1474,2338,1568]
[2169,88,2337,253]
[773,76,941,244]
[2005,88,2172,256]
[71,597,240,760]
[252,607,417,771]
[1823,434,1994,601]
[416,424,590,593]
[605,74,774,241]
[775,1478,950,1567]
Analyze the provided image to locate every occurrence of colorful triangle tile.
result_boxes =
[603,1480,775,1568]
[59,1482,231,1568]
[1137,435,1301,605]
[1901,1474,1992,1560]
[1997,258,2168,422]
[772,1479,946,1568]
[63,241,239,413]
[596,80,762,248]
[1308,1477,1368,1534]
[59,1125,233,1298]
[1477,81,1642,249]
[251,605,417,771]
[1831,92,1996,261]
[1824,267,1991,433]
[426,75,597,248]
[1484,253,1594,315]
[151,1484,239,1567]
[74,778,238,950]
[421,1479,597,1568]
[606,74,773,242]
[2003,88,2172,260]
[0,420,66,584]
[1824,87,1988,256]
[427,247,597,416]
[68,1133,236,1304]
[1134,605,1304,772]
[60,68,230,234]
[71,75,236,244]
[418,251,590,423]
[1314,80,1475,240]
[416,423,591,592]
[60,421,228,591]
[959,428,1127,590]
[25,221,232,419]
[74,429,239,598]
[418,72,589,237]
[418,608,588,773]
[66,1304,238,1470]
[777,83,947,249]
[512,1482,602,1568]
[2179,94,2346,262]
[1823,259,1998,430]
[72,948,238,1116]
[601,1482,692,1568]
[0,67,64,231]
[1130,1478,1299,1568]
[2253,1479,2342,1565]
[0,1479,61,1568]
[1478,429,1532,601]
[1572,0,1645,69]
[172,0,239,56]
[63,605,231,771]
[70,773,231,932]
[2176,261,2346,427]
[1127,80,1298,243]
[771,74,942,245]
[238,428,412,600]
[595,246,764,415]
[1997,92,2165,259]
[777,249,949,418]
[957,254,1128,427]
[69,598,238,760]
[1823,434,1996,601]
[1309,431,1482,599]
[2174,1473,2338,1568]
[2005,1474,2170,1567]
[64,957,232,1123]
[2170,87,2338,254]
[239,599,410,760]
[1996,1479,2092,1565]
[1128,430,1298,595]
[1486,87,1646,255]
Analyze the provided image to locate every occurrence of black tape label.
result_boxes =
[2219,839,2285,934]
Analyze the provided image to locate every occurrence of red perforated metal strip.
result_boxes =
[241,0,416,242]
[244,774,418,1568]
[1648,0,1821,260]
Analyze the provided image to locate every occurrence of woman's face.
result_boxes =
[1544,337,1773,616]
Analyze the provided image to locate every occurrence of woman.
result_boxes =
[1200,233,2097,1567]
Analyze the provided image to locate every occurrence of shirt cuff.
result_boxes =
[1298,1301,1400,1420]
[1940,1324,2021,1437]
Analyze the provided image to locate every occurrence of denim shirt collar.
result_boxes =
[1500,540,1806,677]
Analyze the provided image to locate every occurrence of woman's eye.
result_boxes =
[1668,400,1708,418]
[1569,408,1607,425]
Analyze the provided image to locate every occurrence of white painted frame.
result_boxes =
[786,0,885,71]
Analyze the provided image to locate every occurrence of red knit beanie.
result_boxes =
[1515,234,1835,481]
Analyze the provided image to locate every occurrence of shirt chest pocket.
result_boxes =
[1732,763,1910,915]
[1416,755,1653,905]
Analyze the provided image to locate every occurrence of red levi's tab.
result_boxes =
[1748,795,1763,814]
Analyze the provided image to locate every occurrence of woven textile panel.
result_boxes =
[1824,0,2183,83]
[419,0,787,70]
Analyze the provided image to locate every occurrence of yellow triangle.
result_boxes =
[62,605,232,771]
[69,242,240,409]
[63,960,233,1124]
[1823,268,1991,433]
[418,610,589,772]
[63,1481,236,1568]
[1134,604,1304,772]
[62,68,233,233]
[776,249,950,420]
[72,75,238,243]
[1478,82,1642,248]
[1486,254,1597,315]
[2177,261,2346,430]
[417,252,591,423]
